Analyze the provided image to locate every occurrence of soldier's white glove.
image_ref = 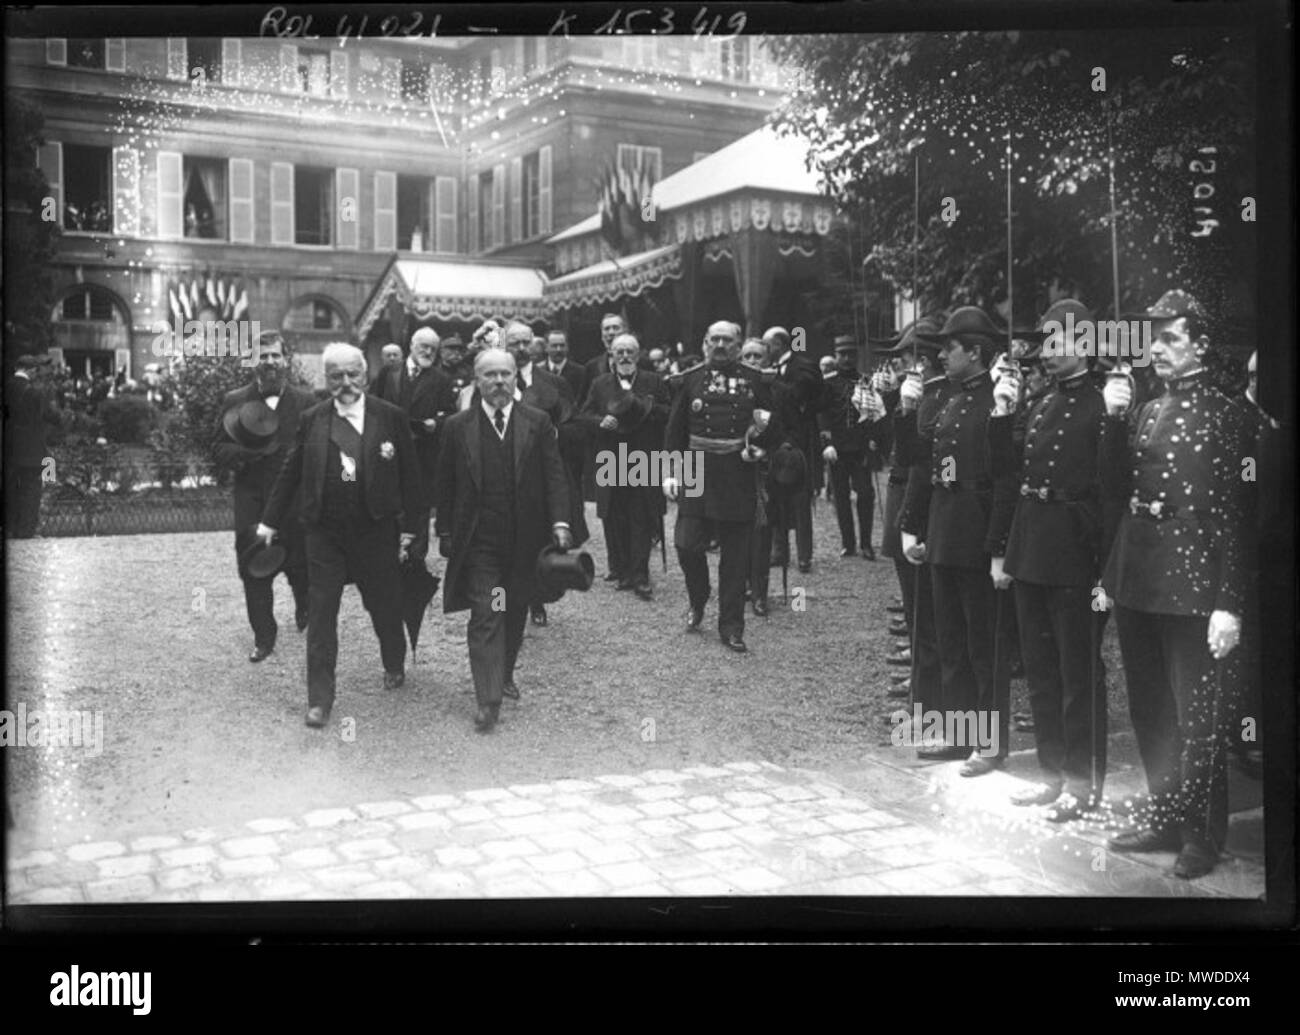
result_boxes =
[992,372,1020,416]
[900,531,926,566]
[1207,610,1241,659]
[751,408,771,433]
[990,555,1012,589]
[1103,375,1133,416]
[822,445,838,464]
[662,477,680,502]
[255,523,277,546]
[872,369,898,394]
[899,374,924,412]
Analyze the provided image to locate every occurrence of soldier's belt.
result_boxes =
[689,434,747,455]
[1129,497,1195,520]
[1020,484,1096,503]
[931,477,993,492]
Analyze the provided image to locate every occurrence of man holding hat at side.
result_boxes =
[212,331,316,663]
[986,299,1109,819]
[819,333,887,559]
[1098,289,1254,879]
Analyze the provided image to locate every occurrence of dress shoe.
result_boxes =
[916,743,968,761]
[305,706,329,728]
[685,608,704,633]
[722,634,748,653]
[1010,782,1062,807]
[1172,841,1218,879]
[604,571,623,582]
[616,578,635,591]
[886,678,910,698]
[473,704,499,732]
[633,583,653,601]
[295,606,309,633]
[886,646,912,666]
[502,680,520,701]
[861,545,876,561]
[797,560,812,574]
[1013,711,1035,732]
[383,669,405,691]
[959,753,1004,777]
[886,600,904,614]
[889,619,910,637]
[889,670,910,684]
[839,547,856,558]
[1107,827,1181,853]
[1044,793,1098,824]
[530,604,548,626]
[249,644,274,663]
[752,599,769,617]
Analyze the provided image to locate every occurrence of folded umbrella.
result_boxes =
[401,558,441,656]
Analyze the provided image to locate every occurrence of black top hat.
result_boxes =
[606,390,652,424]
[222,399,280,453]
[768,443,807,491]
[938,307,1004,341]
[535,545,595,604]
[239,536,287,580]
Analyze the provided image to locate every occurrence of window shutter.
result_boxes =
[467,173,480,252]
[280,44,298,92]
[335,167,359,249]
[106,38,125,72]
[221,39,242,87]
[382,57,401,100]
[270,161,294,244]
[435,176,457,254]
[37,142,63,224]
[112,145,139,235]
[536,37,549,71]
[373,171,396,251]
[492,163,505,250]
[166,38,187,80]
[330,50,349,98]
[538,145,553,235]
[510,156,523,243]
[46,39,67,66]
[157,151,183,239]
[229,158,254,243]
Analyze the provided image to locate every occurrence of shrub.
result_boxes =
[98,394,157,444]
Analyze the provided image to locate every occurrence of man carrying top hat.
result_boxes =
[5,353,59,539]
[819,333,888,560]
[579,332,670,601]
[986,299,1109,819]
[1098,289,1255,879]
[663,320,781,653]
[211,331,316,663]
[901,307,1017,773]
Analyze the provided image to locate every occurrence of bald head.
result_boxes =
[322,343,367,403]
[381,344,403,370]
[475,347,517,409]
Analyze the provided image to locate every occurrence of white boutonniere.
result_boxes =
[379,441,395,460]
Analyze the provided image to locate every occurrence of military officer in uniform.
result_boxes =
[664,320,780,653]
[763,326,822,574]
[819,334,887,559]
[902,307,1016,773]
[987,300,1109,820]
[1099,290,1253,879]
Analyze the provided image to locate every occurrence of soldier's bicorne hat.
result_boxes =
[937,306,1004,342]
[239,534,287,580]
[1123,289,1204,324]
[222,399,280,454]
[768,444,808,491]
[875,313,949,355]
[535,546,595,604]
[1014,298,1096,361]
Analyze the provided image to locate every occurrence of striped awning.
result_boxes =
[543,243,682,311]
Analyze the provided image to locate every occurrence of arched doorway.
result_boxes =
[51,284,133,381]
[281,295,351,387]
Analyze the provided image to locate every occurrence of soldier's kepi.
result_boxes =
[1098,288,1254,881]
[663,320,780,653]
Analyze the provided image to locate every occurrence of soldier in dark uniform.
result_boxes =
[1100,290,1254,879]
[903,307,1017,773]
[763,326,822,574]
[664,320,780,653]
[987,300,1109,820]
[819,334,888,559]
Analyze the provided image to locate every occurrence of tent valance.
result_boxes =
[356,256,548,339]
[544,243,682,311]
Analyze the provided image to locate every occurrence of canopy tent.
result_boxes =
[544,243,682,311]
[355,256,548,342]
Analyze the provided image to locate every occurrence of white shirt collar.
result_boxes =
[333,394,365,431]
[481,398,513,433]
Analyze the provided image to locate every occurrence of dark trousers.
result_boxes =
[750,521,773,603]
[931,563,1011,757]
[829,455,874,552]
[770,489,813,567]
[1115,606,1229,850]
[676,514,751,640]
[1014,581,1107,798]
[303,516,406,711]
[604,488,654,586]
[5,466,43,538]
[1226,568,1262,755]
[464,547,529,708]
[906,561,943,713]
[234,523,307,650]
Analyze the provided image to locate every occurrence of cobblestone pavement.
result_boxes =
[7,754,1262,903]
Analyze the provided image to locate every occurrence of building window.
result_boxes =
[621,36,657,67]
[182,156,227,239]
[296,49,330,96]
[187,38,222,84]
[523,151,541,239]
[478,169,494,249]
[66,39,106,70]
[396,175,431,251]
[283,296,348,334]
[401,58,429,103]
[616,144,662,185]
[294,166,333,246]
[719,37,750,82]
[62,143,113,232]
[522,37,539,76]
[60,286,120,322]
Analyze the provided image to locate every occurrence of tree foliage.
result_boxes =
[3,95,59,364]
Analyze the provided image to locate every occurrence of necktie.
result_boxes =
[494,407,505,437]
[517,371,528,392]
